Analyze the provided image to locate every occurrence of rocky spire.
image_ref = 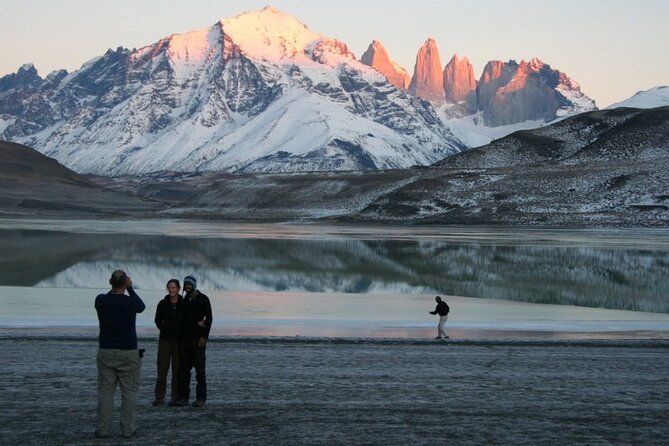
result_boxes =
[0,63,42,92]
[360,40,411,90]
[442,54,477,103]
[475,60,518,112]
[408,38,445,104]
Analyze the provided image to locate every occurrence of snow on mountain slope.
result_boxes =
[0,6,464,175]
[220,5,322,63]
[606,86,669,110]
[437,105,546,147]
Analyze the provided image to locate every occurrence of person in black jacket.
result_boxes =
[429,295,450,340]
[153,278,182,406]
[175,274,213,407]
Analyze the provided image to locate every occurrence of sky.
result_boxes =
[0,0,667,107]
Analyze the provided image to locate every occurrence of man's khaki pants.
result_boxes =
[438,315,449,339]
[96,349,142,437]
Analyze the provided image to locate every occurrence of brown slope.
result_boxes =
[0,140,160,215]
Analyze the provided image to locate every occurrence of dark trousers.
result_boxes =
[178,340,206,402]
[154,339,179,403]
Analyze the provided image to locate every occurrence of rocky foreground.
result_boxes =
[1,337,668,445]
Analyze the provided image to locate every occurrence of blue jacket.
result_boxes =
[95,288,145,350]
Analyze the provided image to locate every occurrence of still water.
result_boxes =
[1,218,668,314]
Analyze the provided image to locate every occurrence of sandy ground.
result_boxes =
[1,337,668,445]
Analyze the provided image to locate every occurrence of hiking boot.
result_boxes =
[94,431,110,439]
[192,400,206,407]
[152,399,164,406]
[168,400,179,406]
[122,431,136,439]
[174,399,188,407]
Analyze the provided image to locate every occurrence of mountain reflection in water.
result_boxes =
[1,227,668,313]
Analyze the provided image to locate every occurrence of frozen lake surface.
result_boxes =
[1,218,668,339]
[2,287,669,340]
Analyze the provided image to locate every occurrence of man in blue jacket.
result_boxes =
[94,270,145,438]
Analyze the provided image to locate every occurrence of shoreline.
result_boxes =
[2,328,669,345]
[3,215,669,235]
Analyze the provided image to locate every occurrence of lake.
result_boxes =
[1,218,668,338]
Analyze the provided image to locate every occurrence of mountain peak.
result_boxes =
[523,57,546,72]
[606,85,669,110]
[19,63,37,73]
[261,5,280,12]
[443,54,476,103]
[0,62,42,92]
[360,40,410,90]
[220,6,320,62]
[409,38,445,104]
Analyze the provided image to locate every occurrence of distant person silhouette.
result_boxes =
[94,270,145,438]
[429,295,450,339]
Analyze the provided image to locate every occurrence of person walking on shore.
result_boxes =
[94,270,146,439]
[429,295,450,340]
[176,275,212,408]
[153,279,183,406]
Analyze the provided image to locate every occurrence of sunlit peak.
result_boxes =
[221,6,322,63]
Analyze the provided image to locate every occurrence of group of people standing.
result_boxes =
[93,271,212,439]
[93,270,449,439]
[153,275,213,407]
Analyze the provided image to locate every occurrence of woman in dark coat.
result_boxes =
[153,279,182,406]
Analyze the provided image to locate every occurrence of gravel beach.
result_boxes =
[1,337,668,445]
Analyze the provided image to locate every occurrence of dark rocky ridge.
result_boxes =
[0,140,160,216]
[354,106,669,226]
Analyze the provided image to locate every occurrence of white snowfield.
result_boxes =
[606,85,669,109]
[9,6,463,175]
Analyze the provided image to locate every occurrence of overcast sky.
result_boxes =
[1,0,667,107]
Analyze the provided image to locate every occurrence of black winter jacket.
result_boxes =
[181,290,213,340]
[154,295,182,341]
[431,301,450,317]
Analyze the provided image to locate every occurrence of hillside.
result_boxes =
[2,106,667,227]
[355,106,669,225]
[151,106,668,226]
[0,140,159,216]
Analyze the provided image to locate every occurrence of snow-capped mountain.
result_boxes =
[360,38,596,144]
[606,86,669,109]
[0,6,464,175]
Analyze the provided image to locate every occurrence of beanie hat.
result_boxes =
[184,275,197,290]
